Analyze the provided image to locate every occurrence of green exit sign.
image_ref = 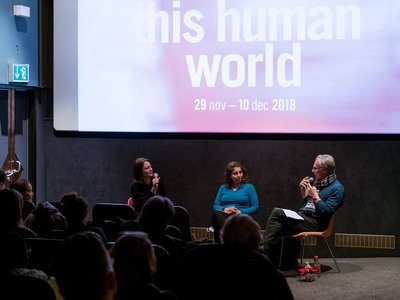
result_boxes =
[9,63,30,83]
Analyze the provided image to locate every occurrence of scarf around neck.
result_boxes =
[315,172,337,188]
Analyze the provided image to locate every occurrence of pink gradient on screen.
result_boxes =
[159,1,400,133]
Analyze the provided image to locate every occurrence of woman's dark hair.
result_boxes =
[59,192,89,222]
[53,232,111,300]
[110,231,154,283]
[0,188,24,229]
[0,169,7,184]
[223,161,248,187]
[9,179,30,195]
[133,157,151,182]
[139,195,175,234]
[221,214,261,250]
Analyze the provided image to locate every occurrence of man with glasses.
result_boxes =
[261,154,345,270]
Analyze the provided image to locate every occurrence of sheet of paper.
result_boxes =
[280,208,304,220]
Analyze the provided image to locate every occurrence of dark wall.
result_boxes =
[40,117,400,255]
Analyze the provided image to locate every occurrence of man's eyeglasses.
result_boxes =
[312,166,324,171]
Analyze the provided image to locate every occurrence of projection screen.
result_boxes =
[54,0,400,134]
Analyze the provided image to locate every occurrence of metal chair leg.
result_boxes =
[307,238,315,258]
[278,237,285,270]
[323,236,341,272]
[299,237,306,268]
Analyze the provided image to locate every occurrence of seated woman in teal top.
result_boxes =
[211,161,259,242]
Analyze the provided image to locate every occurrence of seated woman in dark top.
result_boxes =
[129,158,167,212]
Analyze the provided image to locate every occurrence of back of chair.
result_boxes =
[49,201,61,210]
[25,237,64,276]
[92,203,137,222]
[290,213,340,272]
[293,213,336,238]
[152,244,174,290]
[321,214,336,238]
[170,205,192,241]
[23,201,36,219]
[165,224,183,240]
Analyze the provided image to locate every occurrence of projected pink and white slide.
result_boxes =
[54,0,400,134]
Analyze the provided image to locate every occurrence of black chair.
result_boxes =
[165,225,183,240]
[49,201,61,210]
[23,200,36,219]
[49,229,67,239]
[92,203,137,222]
[152,244,174,290]
[170,205,192,242]
[25,237,64,276]
[92,203,138,241]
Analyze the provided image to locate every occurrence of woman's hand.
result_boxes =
[223,206,241,214]
[151,176,160,195]
[152,175,160,186]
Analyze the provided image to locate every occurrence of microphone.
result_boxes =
[309,176,315,186]
[153,173,159,195]
[153,173,159,186]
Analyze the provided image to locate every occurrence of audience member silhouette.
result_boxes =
[0,230,29,273]
[0,168,8,190]
[110,231,178,300]
[52,231,117,300]
[9,178,34,202]
[175,214,294,300]
[10,178,36,219]
[57,192,108,243]
[25,201,67,238]
[220,214,262,250]
[139,195,185,289]
[0,188,37,238]
[139,196,183,256]
[0,230,56,300]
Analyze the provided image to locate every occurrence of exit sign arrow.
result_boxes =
[8,63,30,83]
